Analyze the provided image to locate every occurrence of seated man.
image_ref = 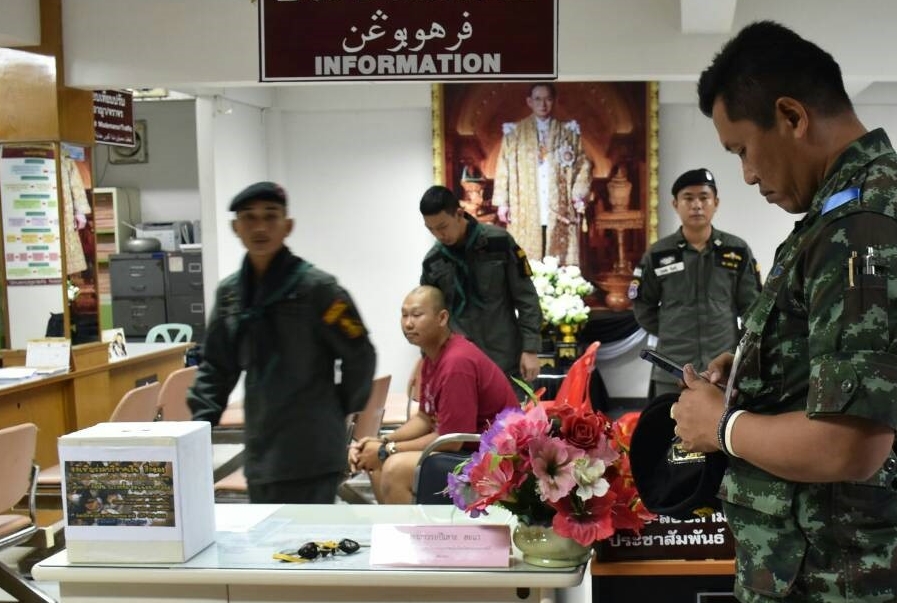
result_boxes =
[350,285,518,503]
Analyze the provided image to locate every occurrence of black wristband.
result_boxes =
[717,406,739,457]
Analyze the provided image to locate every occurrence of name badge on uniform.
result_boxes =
[655,261,685,276]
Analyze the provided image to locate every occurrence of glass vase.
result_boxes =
[512,522,591,568]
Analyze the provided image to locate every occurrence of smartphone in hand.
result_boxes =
[639,349,724,390]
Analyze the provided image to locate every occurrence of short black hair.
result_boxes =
[528,83,556,99]
[419,185,460,216]
[697,21,852,128]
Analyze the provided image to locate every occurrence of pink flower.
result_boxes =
[550,492,617,546]
[494,405,550,456]
[529,436,585,503]
[451,399,656,546]
[466,452,524,512]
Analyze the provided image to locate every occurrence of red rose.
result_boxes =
[561,410,604,449]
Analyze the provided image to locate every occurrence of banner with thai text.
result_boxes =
[259,0,557,81]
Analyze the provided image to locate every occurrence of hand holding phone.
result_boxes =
[639,349,725,390]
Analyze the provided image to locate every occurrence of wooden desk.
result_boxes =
[591,557,735,576]
[35,504,590,603]
[0,342,190,470]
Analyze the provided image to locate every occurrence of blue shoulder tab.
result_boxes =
[821,187,860,215]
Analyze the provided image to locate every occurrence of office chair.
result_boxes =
[145,323,193,343]
[0,423,55,603]
[412,433,481,504]
[156,365,199,421]
[37,382,162,497]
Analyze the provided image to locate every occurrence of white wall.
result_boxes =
[42,0,897,399]
[89,85,897,399]
[95,100,200,225]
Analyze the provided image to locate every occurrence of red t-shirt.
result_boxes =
[419,334,519,435]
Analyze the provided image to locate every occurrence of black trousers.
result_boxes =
[247,471,344,504]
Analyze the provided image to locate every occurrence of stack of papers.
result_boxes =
[0,367,37,381]
[25,338,71,374]
[0,339,72,382]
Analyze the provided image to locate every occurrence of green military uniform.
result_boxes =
[420,214,542,376]
[723,129,897,602]
[188,248,376,502]
[630,227,761,392]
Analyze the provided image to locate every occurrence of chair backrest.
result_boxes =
[145,323,193,343]
[109,381,162,422]
[0,423,38,512]
[346,375,391,444]
[412,433,481,504]
[157,366,199,421]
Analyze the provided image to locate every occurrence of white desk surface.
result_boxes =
[34,504,586,589]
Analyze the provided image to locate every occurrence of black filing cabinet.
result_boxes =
[164,250,205,342]
[110,251,205,342]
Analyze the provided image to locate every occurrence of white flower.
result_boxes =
[531,258,594,326]
[573,457,609,500]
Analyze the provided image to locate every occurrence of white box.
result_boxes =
[59,421,215,563]
[135,222,179,251]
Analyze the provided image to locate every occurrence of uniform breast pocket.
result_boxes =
[476,259,507,299]
[709,267,737,302]
[659,269,692,305]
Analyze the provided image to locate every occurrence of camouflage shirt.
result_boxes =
[721,128,897,602]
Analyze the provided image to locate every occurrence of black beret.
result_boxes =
[671,168,717,197]
[629,392,727,520]
[229,181,288,212]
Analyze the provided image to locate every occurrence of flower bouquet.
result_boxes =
[530,256,594,326]
[447,397,654,557]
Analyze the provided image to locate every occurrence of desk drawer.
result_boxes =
[110,258,165,297]
[112,297,166,337]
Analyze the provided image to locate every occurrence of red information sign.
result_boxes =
[259,0,557,82]
[93,90,135,147]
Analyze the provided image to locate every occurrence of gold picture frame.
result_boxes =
[432,82,659,310]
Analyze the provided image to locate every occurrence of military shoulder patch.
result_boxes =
[515,245,533,277]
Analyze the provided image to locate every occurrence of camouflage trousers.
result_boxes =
[724,471,897,602]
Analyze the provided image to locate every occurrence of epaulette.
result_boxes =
[821,187,860,215]
[484,236,511,253]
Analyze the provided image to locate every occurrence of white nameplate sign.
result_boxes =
[369,524,510,568]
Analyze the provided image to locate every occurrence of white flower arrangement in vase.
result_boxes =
[530,256,595,327]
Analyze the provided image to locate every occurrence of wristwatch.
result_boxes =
[377,441,397,462]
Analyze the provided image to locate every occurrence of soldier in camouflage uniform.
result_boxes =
[670,22,897,602]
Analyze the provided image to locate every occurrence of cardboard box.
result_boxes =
[594,512,735,562]
[59,421,215,563]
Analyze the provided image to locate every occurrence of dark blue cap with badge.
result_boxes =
[671,168,717,197]
[229,181,288,212]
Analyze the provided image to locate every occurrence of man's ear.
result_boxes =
[438,309,450,327]
[775,97,809,138]
[231,219,238,235]
[285,217,294,235]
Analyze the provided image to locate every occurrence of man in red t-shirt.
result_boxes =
[350,285,519,503]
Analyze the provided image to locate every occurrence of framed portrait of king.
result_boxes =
[432,82,659,311]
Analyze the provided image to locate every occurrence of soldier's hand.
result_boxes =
[520,352,540,382]
[706,352,735,386]
[676,364,726,453]
[497,205,510,224]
